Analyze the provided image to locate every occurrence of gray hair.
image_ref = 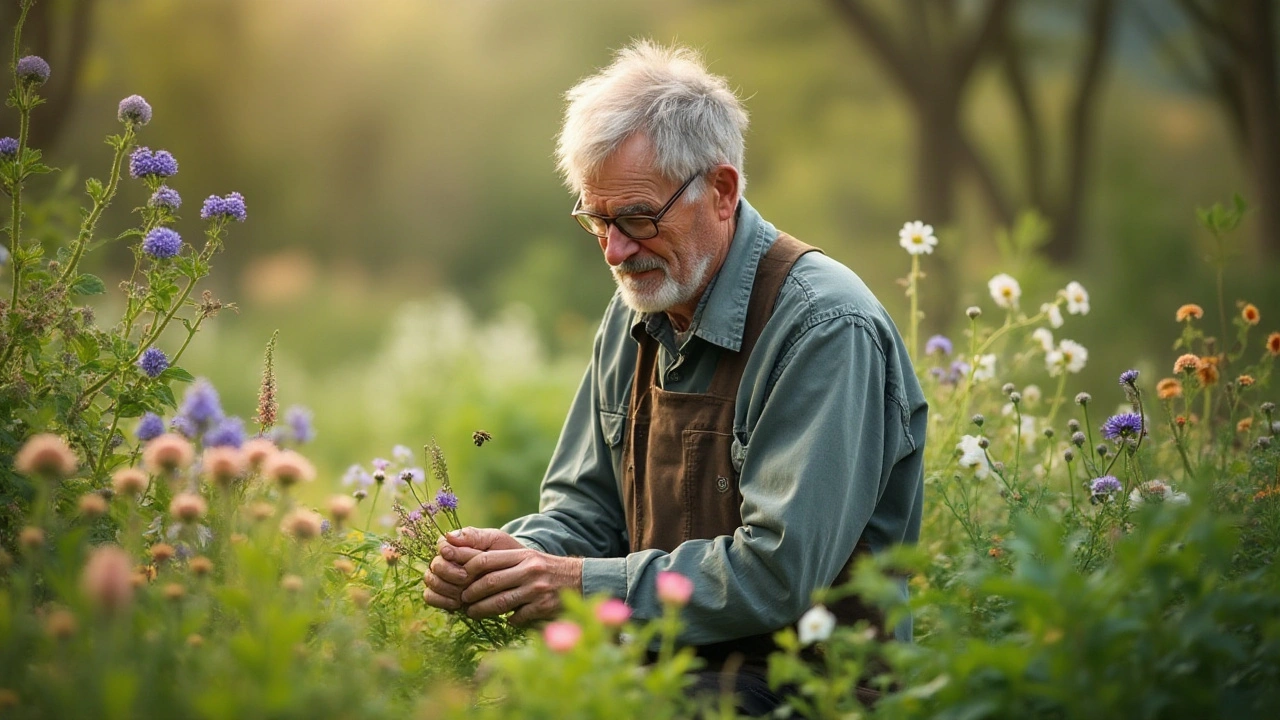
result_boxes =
[556,40,749,202]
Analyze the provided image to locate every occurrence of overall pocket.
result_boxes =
[682,429,743,541]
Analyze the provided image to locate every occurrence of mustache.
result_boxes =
[614,255,667,275]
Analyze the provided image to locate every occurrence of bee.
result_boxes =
[472,430,493,447]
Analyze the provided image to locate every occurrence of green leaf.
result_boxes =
[152,383,176,409]
[70,273,106,296]
[85,176,104,201]
[159,366,195,383]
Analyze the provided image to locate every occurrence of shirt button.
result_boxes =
[668,371,682,383]
[715,476,730,493]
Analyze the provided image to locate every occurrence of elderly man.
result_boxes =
[423,41,926,708]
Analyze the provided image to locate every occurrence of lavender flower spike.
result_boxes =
[118,95,152,126]
[16,56,50,86]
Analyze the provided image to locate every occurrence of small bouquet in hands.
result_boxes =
[340,437,522,650]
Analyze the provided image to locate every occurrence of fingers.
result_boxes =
[459,562,537,606]
[462,548,530,582]
[436,539,483,565]
[445,527,525,552]
[423,585,461,612]
[428,554,467,587]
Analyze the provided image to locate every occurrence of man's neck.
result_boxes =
[665,215,737,332]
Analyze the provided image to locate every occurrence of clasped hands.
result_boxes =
[422,527,583,626]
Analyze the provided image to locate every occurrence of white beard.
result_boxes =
[612,253,713,314]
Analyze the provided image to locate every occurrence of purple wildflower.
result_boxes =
[1102,412,1144,441]
[435,489,458,511]
[404,467,425,484]
[0,137,17,158]
[149,186,181,211]
[180,379,224,429]
[1090,476,1123,496]
[136,412,165,441]
[924,335,953,356]
[128,147,179,179]
[342,464,373,488]
[371,458,391,472]
[142,227,182,259]
[136,347,169,378]
[117,95,152,126]
[203,416,246,448]
[16,56,50,86]
[423,502,439,517]
[945,360,971,385]
[392,444,413,464]
[285,405,314,444]
[407,510,423,523]
[1119,369,1139,387]
[396,469,414,487]
[170,415,196,438]
[200,192,247,222]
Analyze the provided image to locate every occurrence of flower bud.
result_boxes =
[169,493,207,524]
[1075,393,1092,406]
[1260,401,1275,415]
[966,306,982,319]
[1067,419,1081,432]
[78,493,108,518]
[1072,431,1086,447]
[1009,392,1022,404]
[45,608,78,640]
[189,556,213,577]
[977,437,990,449]
[992,461,1006,474]
[112,467,148,496]
[15,433,79,481]
[1063,448,1075,462]
[1096,444,1109,458]
[1256,436,1272,450]
[163,583,186,602]
[329,494,357,523]
[1002,383,1016,396]
[1042,427,1055,439]
[20,526,44,551]
[81,545,134,615]
[150,543,176,564]
[353,489,368,501]
[971,414,985,427]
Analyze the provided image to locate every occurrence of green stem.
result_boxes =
[58,127,136,285]
[908,254,919,363]
[365,483,383,531]
[1045,371,1070,430]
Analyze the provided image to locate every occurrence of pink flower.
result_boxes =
[656,571,693,606]
[543,620,582,653]
[595,598,632,627]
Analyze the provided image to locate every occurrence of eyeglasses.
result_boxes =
[570,172,701,240]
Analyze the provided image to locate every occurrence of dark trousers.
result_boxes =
[688,669,788,717]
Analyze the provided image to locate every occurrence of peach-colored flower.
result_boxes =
[162,583,186,601]
[44,608,78,639]
[241,438,277,469]
[349,586,372,608]
[201,446,246,486]
[380,543,401,566]
[78,493,108,518]
[248,501,276,521]
[150,543,176,564]
[1255,485,1280,502]
[1238,417,1253,433]
[1242,303,1260,325]
[169,492,207,524]
[19,526,44,550]
[280,508,324,540]
[328,495,357,523]
[280,575,304,592]
[595,598,632,627]
[189,556,213,577]
[656,571,694,606]
[142,433,194,474]
[543,620,582,652]
[1156,378,1183,400]
[112,467,148,496]
[1197,359,1219,386]
[14,433,78,480]
[1173,354,1200,374]
[187,634,205,647]
[333,558,356,575]
[1237,374,1256,387]
[1175,304,1203,322]
[81,545,135,614]
[134,564,157,584]
[263,450,316,487]
[1267,332,1280,357]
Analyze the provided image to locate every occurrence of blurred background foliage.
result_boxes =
[4,0,1277,520]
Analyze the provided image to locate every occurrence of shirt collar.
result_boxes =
[627,198,776,353]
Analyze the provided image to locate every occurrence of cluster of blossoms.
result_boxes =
[923,334,973,385]
[343,444,426,498]
[200,192,248,223]
[129,146,179,179]
[135,347,170,378]
[16,55,51,86]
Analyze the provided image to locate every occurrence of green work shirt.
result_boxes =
[502,198,927,644]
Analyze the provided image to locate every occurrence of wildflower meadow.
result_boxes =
[2,4,1279,718]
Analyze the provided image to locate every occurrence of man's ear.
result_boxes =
[708,165,740,221]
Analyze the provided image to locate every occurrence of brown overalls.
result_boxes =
[621,232,887,679]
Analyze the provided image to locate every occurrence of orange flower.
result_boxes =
[150,543,176,564]
[1237,417,1253,433]
[1176,304,1204,322]
[988,547,1004,559]
[1197,361,1219,387]
[1267,332,1280,357]
[1237,374,1255,387]
[1242,303,1260,325]
[1174,354,1200,374]
[1175,415,1188,427]
[1156,378,1182,400]
[1255,486,1280,502]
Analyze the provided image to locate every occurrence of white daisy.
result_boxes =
[973,354,997,382]
[898,221,938,255]
[1041,302,1064,328]
[988,273,1021,310]
[797,604,837,645]
[1032,328,1055,353]
[1063,281,1090,315]
[956,435,992,479]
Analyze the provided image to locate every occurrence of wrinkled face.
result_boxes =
[577,135,721,314]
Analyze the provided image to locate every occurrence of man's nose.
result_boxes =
[602,225,639,267]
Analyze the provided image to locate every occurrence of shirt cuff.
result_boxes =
[581,556,628,599]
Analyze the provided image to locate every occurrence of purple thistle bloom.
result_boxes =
[342,464,373,488]
[16,55,50,85]
[405,467,425,484]
[1119,369,1139,386]
[128,147,179,179]
[136,412,165,441]
[170,415,196,438]
[945,360,971,385]
[435,489,458,511]
[371,458,391,472]
[1090,476,1123,496]
[924,335,953,356]
[142,227,182,259]
[1102,412,1144,441]
[203,416,246,448]
[149,186,181,211]
[180,379,224,429]
[117,94,152,126]
[407,509,423,523]
[423,502,439,517]
[136,347,170,378]
[0,137,17,158]
[200,192,247,222]
[285,405,314,444]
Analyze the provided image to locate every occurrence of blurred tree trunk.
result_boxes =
[0,0,97,152]
[1186,0,1279,255]
[827,0,1118,262]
